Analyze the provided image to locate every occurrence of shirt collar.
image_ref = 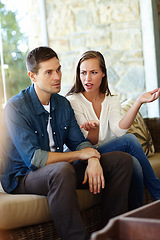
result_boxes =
[29,84,46,115]
[29,84,56,115]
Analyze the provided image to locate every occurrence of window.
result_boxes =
[0,0,29,111]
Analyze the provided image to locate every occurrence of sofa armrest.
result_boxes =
[144,118,160,153]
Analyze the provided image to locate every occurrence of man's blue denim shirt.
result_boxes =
[1,84,92,193]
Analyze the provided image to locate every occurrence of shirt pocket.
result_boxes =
[59,122,69,143]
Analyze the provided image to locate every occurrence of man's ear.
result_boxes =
[28,71,36,83]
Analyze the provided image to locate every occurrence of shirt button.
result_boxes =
[35,131,38,133]
[53,132,56,135]
[64,126,67,129]
[57,147,59,150]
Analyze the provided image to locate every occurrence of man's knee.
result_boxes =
[49,162,75,177]
[100,151,133,172]
[117,151,133,167]
[48,162,76,187]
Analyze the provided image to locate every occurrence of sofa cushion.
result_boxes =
[0,193,51,230]
[121,99,155,157]
[148,153,160,179]
[0,190,101,230]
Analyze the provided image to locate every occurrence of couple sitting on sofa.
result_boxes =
[0,46,160,240]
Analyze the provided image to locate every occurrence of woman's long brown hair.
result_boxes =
[66,50,111,96]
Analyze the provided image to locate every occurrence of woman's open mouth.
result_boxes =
[85,83,93,89]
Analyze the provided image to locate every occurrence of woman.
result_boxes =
[67,50,160,203]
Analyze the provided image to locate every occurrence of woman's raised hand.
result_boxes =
[80,120,99,131]
[138,88,160,104]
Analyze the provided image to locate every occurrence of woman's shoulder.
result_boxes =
[67,93,84,103]
[66,93,92,112]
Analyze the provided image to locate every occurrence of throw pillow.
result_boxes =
[121,99,155,157]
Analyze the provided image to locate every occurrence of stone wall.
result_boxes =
[27,0,149,115]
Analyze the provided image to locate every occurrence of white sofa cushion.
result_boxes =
[0,193,51,230]
[0,190,101,230]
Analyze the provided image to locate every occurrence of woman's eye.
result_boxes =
[47,71,51,75]
[92,71,97,74]
[80,71,86,75]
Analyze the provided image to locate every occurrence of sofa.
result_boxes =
[0,117,160,240]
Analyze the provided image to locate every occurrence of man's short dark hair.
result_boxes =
[26,46,59,74]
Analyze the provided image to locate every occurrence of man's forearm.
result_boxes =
[46,147,101,165]
[46,151,81,165]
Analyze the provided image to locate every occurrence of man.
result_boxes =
[0,46,133,240]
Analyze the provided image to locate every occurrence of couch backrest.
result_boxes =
[144,118,160,153]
